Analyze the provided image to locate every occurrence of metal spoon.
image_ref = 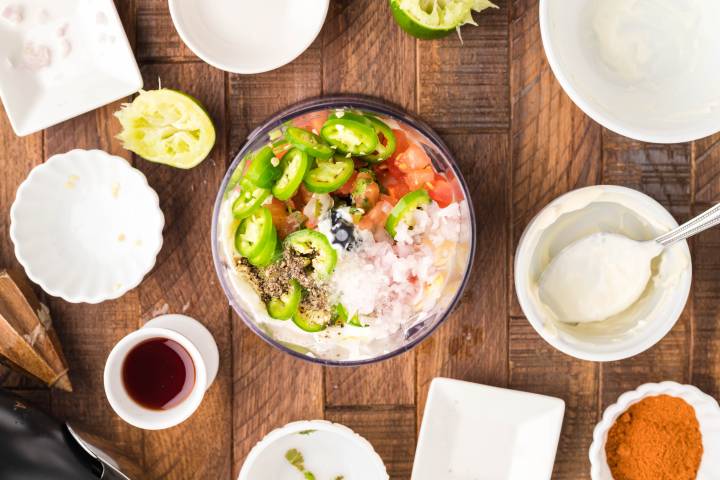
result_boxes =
[655,203,720,247]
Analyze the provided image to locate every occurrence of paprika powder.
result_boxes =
[605,395,703,480]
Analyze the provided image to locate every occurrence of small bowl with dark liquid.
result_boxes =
[104,321,210,430]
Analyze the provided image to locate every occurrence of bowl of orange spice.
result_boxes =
[590,381,720,480]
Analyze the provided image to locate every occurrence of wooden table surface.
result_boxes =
[1,1,718,479]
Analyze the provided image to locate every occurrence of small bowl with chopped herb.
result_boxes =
[211,96,476,365]
[238,420,388,480]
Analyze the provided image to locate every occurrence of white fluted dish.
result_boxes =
[10,149,164,303]
[590,381,720,479]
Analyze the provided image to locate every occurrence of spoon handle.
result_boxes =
[656,203,720,247]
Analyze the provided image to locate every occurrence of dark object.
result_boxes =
[330,209,357,250]
[122,338,195,410]
[0,389,143,479]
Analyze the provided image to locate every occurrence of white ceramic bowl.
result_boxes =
[103,326,208,430]
[515,185,692,362]
[590,381,720,479]
[238,420,388,480]
[168,0,329,74]
[540,0,720,143]
[10,149,164,303]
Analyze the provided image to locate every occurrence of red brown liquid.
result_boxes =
[121,338,195,410]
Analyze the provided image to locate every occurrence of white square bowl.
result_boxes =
[412,378,565,480]
[0,0,142,136]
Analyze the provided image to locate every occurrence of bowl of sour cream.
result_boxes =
[515,185,691,362]
[540,0,720,143]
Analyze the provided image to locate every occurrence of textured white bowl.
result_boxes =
[590,381,720,480]
[168,0,329,74]
[238,420,388,480]
[10,149,164,303]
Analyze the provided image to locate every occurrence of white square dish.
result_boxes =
[0,0,142,136]
[413,378,565,480]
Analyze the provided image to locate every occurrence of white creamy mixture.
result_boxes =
[218,187,470,360]
[538,232,663,324]
[591,0,704,83]
[519,187,691,350]
[537,0,720,138]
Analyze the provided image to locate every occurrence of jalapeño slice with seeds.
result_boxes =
[286,126,334,160]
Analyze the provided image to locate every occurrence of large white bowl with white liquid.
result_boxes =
[540,0,720,143]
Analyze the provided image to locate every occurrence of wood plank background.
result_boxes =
[0,1,718,479]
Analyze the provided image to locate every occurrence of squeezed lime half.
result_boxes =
[390,0,498,39]
[115,89,216,169]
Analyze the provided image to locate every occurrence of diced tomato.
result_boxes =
[379,194,397,206]
[266,199,293,238]
[358,200,393,231]
[292,184,314,212]
[293,111,328,135]
[395,144,431,172]
[336,171,358,195]
[353,181,379,211]
[384,156,405,178]
[377,170,410,201]
[427,177,454,208]
[404,167,435,190]
[390,129,410,159]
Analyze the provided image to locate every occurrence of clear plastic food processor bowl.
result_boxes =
[211,96,476,366]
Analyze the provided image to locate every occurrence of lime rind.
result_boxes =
[390,0,498,39]
[115,89,216,169]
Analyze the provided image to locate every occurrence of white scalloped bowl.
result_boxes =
[10,149,164,303]
[238,420,388,480]
[590,381,720,479]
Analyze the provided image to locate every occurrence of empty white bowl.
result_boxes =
[168,0,329,74]
[540,0,720,143]
[238,420,388,480]
[10,149,164,303]
[413,378,565,480]
[590,381,720,479]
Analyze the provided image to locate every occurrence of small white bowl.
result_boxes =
[590,381,720,480]
[168,0,329,74]
[515,185,692,362]
[103,325,208,431]
[238,420,388,480]
[10,149,164,303]
[540,0,720,143]
[0,0,143,136]
[412,378,565,480]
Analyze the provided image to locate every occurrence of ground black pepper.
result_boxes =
[236,250,329,313]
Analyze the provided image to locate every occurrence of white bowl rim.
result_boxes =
[237,419,389,480]
[589,381,720,479]
[514,185,692,362]
[167,0,330,74]
[538,0,720,144]
[9,149,164,304]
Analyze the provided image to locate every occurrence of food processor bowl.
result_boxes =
[211,95,476,366]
